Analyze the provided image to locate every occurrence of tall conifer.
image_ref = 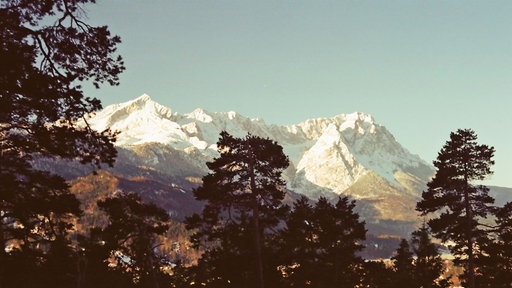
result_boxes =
[186,131,289,288]
[391,239,415,287]
[411,224,450,288]
[417,129,495,288]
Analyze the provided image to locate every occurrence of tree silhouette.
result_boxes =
[277,196,316,287]
[359,260,393,288]
[391,239,415,287]
[279,196,366,287]
[416,129,495,288]
[80,192,171,288]
[411,224,451,288]
[186,131,289,288]
[1,1,123,286]
[477,202,512,287]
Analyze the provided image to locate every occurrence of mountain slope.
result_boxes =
[83,94,434,221]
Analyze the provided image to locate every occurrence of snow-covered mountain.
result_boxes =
[86,94,434,221]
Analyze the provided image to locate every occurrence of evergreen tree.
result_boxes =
[186,131,289,288]
[315,197,366,287]
[477,202,512,287]
[277,196,316,287]
[416,129,495,288]
[279,196,366,287]
[359,260,393,288]
[411,224,451,288]
[391,239,415,287]
[87,192,171,288]
[76,228,132,288]
[1,1,123,287]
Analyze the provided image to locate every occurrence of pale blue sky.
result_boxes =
[84,1,512,187]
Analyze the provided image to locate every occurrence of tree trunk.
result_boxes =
[249,154,264,288]
[147,256,160,288]
[253,194,264,288]
[464,181,475,288]
[0,216,5,288]
[467,238,475,288]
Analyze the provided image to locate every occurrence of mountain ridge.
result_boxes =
[82,94,435,221]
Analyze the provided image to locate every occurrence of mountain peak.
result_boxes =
[335,112,374,125]
[187,108,213,123]
[349,112,374,123]
[135,93,152,102]
[125,93,173,117]
[334,112,376,134]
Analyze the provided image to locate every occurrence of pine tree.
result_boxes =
[477,202,512,287]
[411,224,450,288]
[1,1,123,286]
[186,131,289,288]
[391,239,415,287]
[279,196,366,287]
[82,192,171,288]
[277,196,317,287]
[416,129,495,288]
[315,197,366,287]
[359,260,393,288]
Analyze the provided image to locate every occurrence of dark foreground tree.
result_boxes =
[359,260,393,288]
[79,192,171,288]
[411,224,451,288]
[277,196,316,287]
[279,196,366,287]
[1,1,123,286]
[416,129,495,288]
[477,202,512,287]
[186,131,289,288]
[391,239,415,287]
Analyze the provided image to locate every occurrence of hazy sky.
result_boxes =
[84,1,512,187]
